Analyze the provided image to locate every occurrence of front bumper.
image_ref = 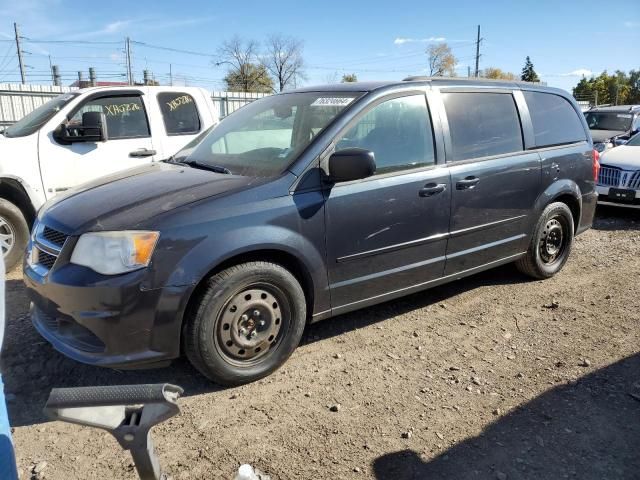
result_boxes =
[24,261,191,369]
[596,185,640,208]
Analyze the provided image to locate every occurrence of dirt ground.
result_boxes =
[4,205,640,480]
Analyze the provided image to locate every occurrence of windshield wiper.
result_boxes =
[163,157,232,174]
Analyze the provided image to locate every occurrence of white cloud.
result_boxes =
[560,69,592,77]
[394,36,446,45]
[103,20,130,34]
[623,21,640,28]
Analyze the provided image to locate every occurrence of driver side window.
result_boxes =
[69,95,150,140]
[335,94,435,175]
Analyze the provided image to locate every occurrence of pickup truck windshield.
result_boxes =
[3,93,79,138]
[183,92,360,176]
[584,112,633,132]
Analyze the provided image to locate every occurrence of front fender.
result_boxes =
[165,226,328,316]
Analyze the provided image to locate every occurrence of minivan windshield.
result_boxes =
[584,111,633,132]
[181,92,361,176]
[3,93,79,138]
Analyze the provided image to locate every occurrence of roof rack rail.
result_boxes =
[402,75,545,86]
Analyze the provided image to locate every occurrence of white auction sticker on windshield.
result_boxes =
[617,114,632,118]
[311,97,355,107]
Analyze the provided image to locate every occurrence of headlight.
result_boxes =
[70,231,160,275]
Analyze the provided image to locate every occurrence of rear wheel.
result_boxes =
[184,261,306,385]
[0,199,29,271]
[516,202,574,280]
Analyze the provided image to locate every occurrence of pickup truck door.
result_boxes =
[38,92,157,199]
[151,90,215,159]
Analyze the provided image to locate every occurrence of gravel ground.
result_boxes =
[4,205,640,480]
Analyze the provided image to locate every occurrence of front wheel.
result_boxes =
[516,202,574,280]
[184,261,307,385]
[0,199,29,271]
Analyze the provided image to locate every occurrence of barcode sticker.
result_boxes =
[311,97,355,107]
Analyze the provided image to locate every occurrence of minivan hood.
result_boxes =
[590,129,627,143]
[41,162,259,233]
[599,145,640,170]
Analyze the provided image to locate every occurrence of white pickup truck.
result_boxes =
[0,86,219,269]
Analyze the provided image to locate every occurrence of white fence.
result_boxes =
[0,84,76,126]
[0,84,269,127]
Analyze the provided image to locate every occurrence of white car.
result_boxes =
[596,133,640,208]
[0,86,219,268]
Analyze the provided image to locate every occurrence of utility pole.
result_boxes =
[169,64,173,86]
[48,55,54,85]
[14,23,26,84]
[467,66,471,78]
[52,65,61,86]
[89,67,96,87]
[125,37,133,85]
[474,25,482,78]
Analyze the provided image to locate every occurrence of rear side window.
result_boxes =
[443,92,523,161]
[524,91,586,147]
[158,92,201,135]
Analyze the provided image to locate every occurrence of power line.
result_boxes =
[24,38,122,45]
[130,40,217,58]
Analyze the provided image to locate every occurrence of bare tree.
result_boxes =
[217,36,271,92]
[427,43,457,77]
[262,34,305,92]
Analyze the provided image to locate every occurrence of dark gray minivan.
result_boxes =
[24,78,599,385]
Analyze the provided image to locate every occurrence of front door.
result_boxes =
[324,93,451,312]
[38,93,157,198]
[438,90,541,275]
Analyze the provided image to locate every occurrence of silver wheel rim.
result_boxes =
[0,216,15,257]
[214,286,286,366]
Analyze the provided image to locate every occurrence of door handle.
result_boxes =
[129,148,157,158]
[418,183,447,197]
[456,176,480,190]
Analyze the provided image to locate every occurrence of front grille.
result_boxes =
[598,165,621,187]
[42,226,68,247]
[629,171,640,190]
[37,249,57,269]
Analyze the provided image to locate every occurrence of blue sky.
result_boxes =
[0,0,638,92]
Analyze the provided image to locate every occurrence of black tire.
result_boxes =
[0,199,29,271]
[516,202,574,280]
[184,261,307,386]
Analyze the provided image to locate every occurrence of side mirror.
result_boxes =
[328,148,376,183]
[54,111,108,144]
[80,111,108,142]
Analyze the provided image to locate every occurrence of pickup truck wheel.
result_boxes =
[184,261,306,386]
[0,199,29,271]
[516,202,574,280]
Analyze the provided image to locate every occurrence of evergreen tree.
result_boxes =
[521,56,540,83]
